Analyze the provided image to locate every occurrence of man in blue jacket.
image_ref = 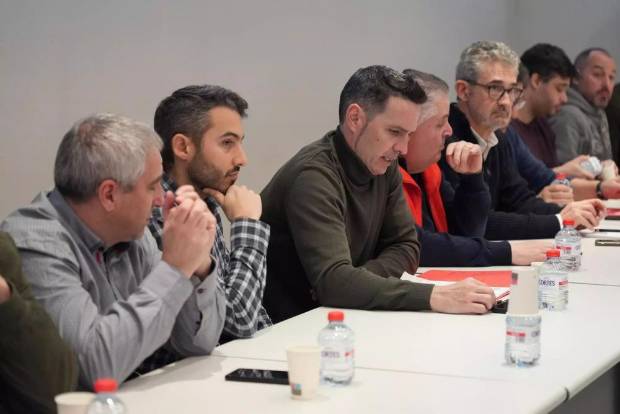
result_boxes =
[400,69,550,266]
[441,41,604,240]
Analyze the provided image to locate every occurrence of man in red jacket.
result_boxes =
[400,69,550,266]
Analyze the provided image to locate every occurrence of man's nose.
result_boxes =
[234,146,248,167]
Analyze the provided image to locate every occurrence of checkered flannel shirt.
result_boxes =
[148,174,272,340]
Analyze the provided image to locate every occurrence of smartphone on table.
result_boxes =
[225,368,289,385]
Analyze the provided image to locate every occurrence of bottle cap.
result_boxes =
[562,219,575,227]
[555,173,567,180]
[327,310,344,322]
[546,249,561,258]
[93,378,118,393]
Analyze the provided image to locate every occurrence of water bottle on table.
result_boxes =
[554,219,581,271]
[318,310,354,385]
[552,173,571,187]
[538,249,568,311]
[87,378,126,414]
[505,270,541,367]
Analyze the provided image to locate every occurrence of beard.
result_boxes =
[187,154,239,194]
[594,90,611,108]
[489,106,511,130]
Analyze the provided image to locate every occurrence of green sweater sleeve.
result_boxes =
[0,232,77,414]
[285,167,432,311]
[363,162,422,277]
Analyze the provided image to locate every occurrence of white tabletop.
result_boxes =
[117,213,620,413]
[215,284,620,397]
[120,355,566,414]
[569,237,620,286]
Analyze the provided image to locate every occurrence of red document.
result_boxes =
[418,270,512,287]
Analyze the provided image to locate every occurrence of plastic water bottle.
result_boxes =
[538,249,568,311]
[552,173,571,187]
[554,219,582,271]
[505,314,541,367]
[580,156,602,177]
[318,310,354,385]
[87,378,126,414]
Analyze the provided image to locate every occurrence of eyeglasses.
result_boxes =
[467,81,524,102]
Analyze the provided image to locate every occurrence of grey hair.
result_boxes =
[456,41,520,82]
[54,113,163,202]
[403,69,449,122]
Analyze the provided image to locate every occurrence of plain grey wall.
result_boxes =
[0,0,618,219]
[510,0,620,60]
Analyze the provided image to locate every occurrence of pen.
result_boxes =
[496,289,510,301]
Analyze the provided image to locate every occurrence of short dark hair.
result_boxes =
[338,65,427,123]
[520,43,576,82]
[574,47,613,76]
[517,63,529,85]
[154,85,248,171]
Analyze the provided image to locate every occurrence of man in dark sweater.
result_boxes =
[261,65,496,323]
[0,231,77,414]
[441,41,604,241]
[400,69,550,266]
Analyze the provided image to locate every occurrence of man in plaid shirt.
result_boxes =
[149,84,271,341]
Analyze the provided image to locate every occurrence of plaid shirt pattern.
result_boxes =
[148,174,272,340]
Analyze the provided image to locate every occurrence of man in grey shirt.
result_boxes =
[550,48,617,163]
[1,114,226,388]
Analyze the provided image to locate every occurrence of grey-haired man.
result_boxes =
[1,114,226,388]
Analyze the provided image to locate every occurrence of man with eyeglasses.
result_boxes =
[441,41,605,240]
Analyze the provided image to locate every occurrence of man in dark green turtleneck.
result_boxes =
[0,231,77,414]
[261,65,497,323]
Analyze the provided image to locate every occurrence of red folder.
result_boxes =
[606,208,620,217]
[418,269,512,287]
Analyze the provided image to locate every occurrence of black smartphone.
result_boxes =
[225,368,289,385]
[491,299,509,314]
[595,239,620,247]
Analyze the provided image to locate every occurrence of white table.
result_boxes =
[569,237,620,286]
[120,355,566,413]
[119,217,620,413]
[215,284,620,397]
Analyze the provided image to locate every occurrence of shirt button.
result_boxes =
[197,288,205,294]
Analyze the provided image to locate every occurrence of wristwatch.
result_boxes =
[596,181,606,199]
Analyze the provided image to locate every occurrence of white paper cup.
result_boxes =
[508,269,539,315]
[530,262,544,273]
[55,392,95,414]
[286,345,320,400]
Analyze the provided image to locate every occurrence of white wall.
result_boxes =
[509,0,620,59]
[2,0,617,219]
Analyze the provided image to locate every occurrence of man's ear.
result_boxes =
[529,73,543,89]
[455,80,470,101]
[98,179,120,212]
[171,133,196,162]
[344,103,367,134]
